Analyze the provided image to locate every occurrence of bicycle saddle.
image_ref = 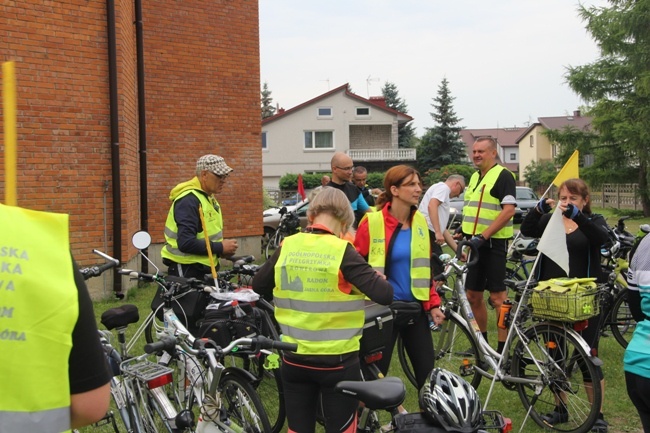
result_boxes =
[334,376,405,410]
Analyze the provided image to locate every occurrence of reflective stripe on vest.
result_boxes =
[0,204,77,433]
[366,211,430,300]
[274,233,365,355]
[161,189,224,266]
[461,165,514,239]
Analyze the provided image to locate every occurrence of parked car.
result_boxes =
[447,186,539,226]
[263,199,310,235]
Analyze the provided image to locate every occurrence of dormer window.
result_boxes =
[317,107,332,118]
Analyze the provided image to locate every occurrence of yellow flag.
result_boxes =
[552,150,579,187]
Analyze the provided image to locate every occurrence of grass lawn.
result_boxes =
[86,208,650,432]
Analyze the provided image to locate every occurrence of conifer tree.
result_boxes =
[381,82,416,148]
[261,81,276,119]
[417,78,466,173]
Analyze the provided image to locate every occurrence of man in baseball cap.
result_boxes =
[161,154,238,280]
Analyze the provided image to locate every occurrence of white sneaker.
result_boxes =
[380,423,394,432]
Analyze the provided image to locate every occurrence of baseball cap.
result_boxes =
[196,154,233,177]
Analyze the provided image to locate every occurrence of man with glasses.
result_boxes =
[418,174,466,274]
[161,154,239,278]
[326,152,370,229]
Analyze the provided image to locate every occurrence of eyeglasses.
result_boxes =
[336,166,354,171]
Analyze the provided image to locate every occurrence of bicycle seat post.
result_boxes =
[115,326,129,359]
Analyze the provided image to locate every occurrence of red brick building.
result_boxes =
[1,0,262,298]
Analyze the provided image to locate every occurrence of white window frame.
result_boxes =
[509,152,516,161]
[355,106,370,117]
[317,107,332,118]
[304,130,334,150]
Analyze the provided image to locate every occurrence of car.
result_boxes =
[446,186,539,226]
[514,186,539,224]
[263,199,310,234]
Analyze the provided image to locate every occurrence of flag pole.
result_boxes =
[3,61,18,206]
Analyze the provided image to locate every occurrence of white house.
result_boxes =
[261,83,415,189]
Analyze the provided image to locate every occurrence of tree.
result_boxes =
[544,126,637,188]
[381,82,417,148]
[565,0,650,215]
[261,81,276,119]
[416,78,467,173]
[523,160,557,194]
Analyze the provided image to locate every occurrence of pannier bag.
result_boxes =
[360,301,394,357]
[198,301,260,348]
[530,277,600,322]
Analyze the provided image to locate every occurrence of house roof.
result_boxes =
[459,127,527,174]
[514,111,592,143]
[261,83,413,125]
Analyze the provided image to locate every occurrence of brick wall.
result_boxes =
[349,125,392,149]
[1,0,261,296]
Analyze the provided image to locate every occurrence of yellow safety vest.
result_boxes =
[366,211,430,301]
[462,165,514,239]
[161,189,223,266]
[0,204,77,433]
[274,233,365,355]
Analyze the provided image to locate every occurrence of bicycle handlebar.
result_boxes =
[457,240,479,267]
[79,249,121,280]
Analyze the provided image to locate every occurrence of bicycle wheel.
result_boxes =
[398,314,482,389]
[610,288,636,348]
[511,323,601,433]
[220,374,272,433]
[265,230,283,260]
[222,309,286,433]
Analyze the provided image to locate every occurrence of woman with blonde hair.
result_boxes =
[253,187,394,433]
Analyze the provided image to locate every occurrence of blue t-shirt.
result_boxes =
[388,228,415,301]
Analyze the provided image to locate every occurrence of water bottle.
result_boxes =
[498,299,513,329]
[232,300,246,318]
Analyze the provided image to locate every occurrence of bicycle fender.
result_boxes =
[222,366,258,383]
[536,322,603,367]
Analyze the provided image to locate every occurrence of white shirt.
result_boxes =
[418,181,451,233]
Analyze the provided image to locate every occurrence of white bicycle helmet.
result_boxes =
[511,236,539,257]
[419,368,482,433]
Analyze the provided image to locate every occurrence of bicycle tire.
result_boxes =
[265,230,284,260]
[219,374,272,433]
[397,313,482,389]
[610,288,636,349]
[222,308,286,433]
[511,323,602,433]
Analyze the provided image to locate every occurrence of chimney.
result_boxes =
[573,110,581,117]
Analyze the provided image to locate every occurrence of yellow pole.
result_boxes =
[198,204,220,289]
[2,61,18,206]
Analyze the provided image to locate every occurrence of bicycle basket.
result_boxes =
[530,277,600,322]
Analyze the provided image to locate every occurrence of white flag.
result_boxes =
[536,209,570,275]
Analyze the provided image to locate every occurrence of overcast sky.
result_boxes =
[259,0,608,136]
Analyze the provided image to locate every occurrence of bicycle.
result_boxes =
[81,249,192,433]
[264,206,300,259]
[399,241,604,433]
[142,287,298,433]
[128,231,288,433]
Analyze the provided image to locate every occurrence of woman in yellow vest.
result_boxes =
[354,165,445,394]
[252,188,394,433]
[0,203,111,432]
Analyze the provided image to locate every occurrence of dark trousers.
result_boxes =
[281,356,360,433]
[626,371,650,432]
